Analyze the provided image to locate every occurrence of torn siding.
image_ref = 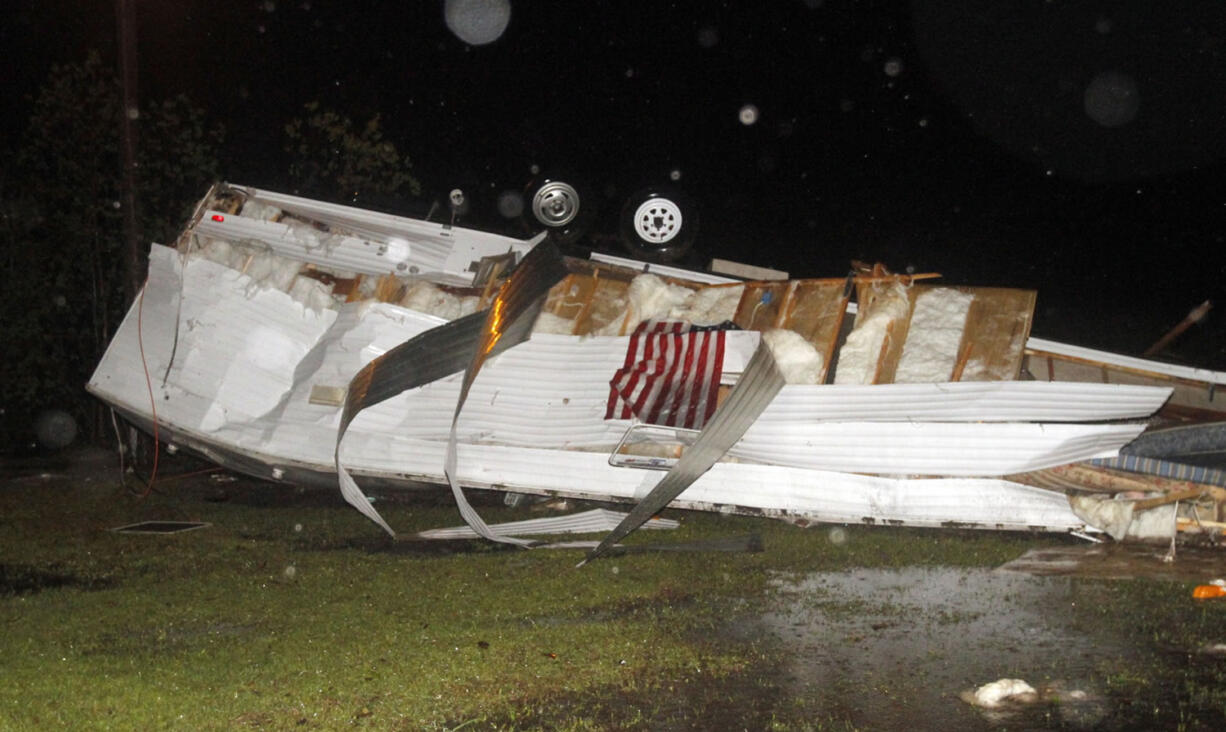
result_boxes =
[89,185,1207,537]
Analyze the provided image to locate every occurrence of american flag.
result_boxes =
[605,320,730,430]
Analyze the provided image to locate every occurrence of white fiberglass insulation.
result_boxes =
[531,310,579,334]
[763,329,824,385]
[895,288,975,383]
[670,284,744,326]
[399,281,479,320]
[834,281,910,385]
[591,275,742,336]
[597,273,695,335]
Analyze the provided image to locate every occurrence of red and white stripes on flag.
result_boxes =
[606,320,727,430]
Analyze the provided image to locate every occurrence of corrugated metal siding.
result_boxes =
[93,246,1163,479]
[1027,336,1226,386]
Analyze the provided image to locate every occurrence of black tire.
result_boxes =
[524,175,596,246]
[618,185,698,263]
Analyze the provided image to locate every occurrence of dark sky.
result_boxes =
[4,0,1224,365]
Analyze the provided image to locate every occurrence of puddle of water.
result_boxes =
[761,567,1120,730]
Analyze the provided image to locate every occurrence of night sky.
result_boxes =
[4,0,1224,366]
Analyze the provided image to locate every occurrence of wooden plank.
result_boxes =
[734,282,788,331]
[957,286,1036,381]
[580,276,632,335]
[541,272,595,333]
[373,273,406,303]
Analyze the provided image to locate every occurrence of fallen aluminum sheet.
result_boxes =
[414,508,680,539]
[335,239,568,540]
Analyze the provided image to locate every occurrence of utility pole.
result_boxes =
[116,0,141,302]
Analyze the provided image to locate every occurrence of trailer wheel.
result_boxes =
[618,185,698,262]
[525,176,594,245]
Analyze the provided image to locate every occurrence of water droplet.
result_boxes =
[917,117,929,128]
[283,565,297,580]
[294,523,303,532]
[35,410,77,450]
[1095,16,1113,35]
[697,26,719,49]
[739,104,760,125]
[883,57,904,77]
[497,190,523,218]
[669,168,682,181]
[828,527,847,545]
[445,0,511,46]
[1084,71,1139,127]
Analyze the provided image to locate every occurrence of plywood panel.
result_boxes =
[957,287,1036,381]
[780,280,851,382]
[734,282,789,331]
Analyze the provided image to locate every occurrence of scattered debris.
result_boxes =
[413,508,678,540]
[110,521,210,535]
[962,678,1038,709]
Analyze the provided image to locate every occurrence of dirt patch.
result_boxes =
[0,563,115,596]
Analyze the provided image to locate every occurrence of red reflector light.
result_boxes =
[211,214,225,222]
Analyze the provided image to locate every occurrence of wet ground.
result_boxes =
[761,567,1121,729]
[4,446,1226,729]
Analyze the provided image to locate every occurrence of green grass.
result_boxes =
[2,464,1224,729]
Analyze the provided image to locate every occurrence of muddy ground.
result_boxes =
[3,447,1226,730]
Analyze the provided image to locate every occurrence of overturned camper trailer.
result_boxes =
[88,184,1226,553]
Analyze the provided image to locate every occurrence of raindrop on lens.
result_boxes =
[697,26,719,49]
[1084,71,1139,127]
[35,410,77,450]
[283,565,297,580]
[294,523,303,533]
[739,104,759,125]
[444,0,512,46]
[496,190,523,218]
[669,169,682,181]
[828,527,847,545]
[883,57,903,77]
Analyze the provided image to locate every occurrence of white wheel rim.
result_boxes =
[531,181,580,227]
[632,197,683,244]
